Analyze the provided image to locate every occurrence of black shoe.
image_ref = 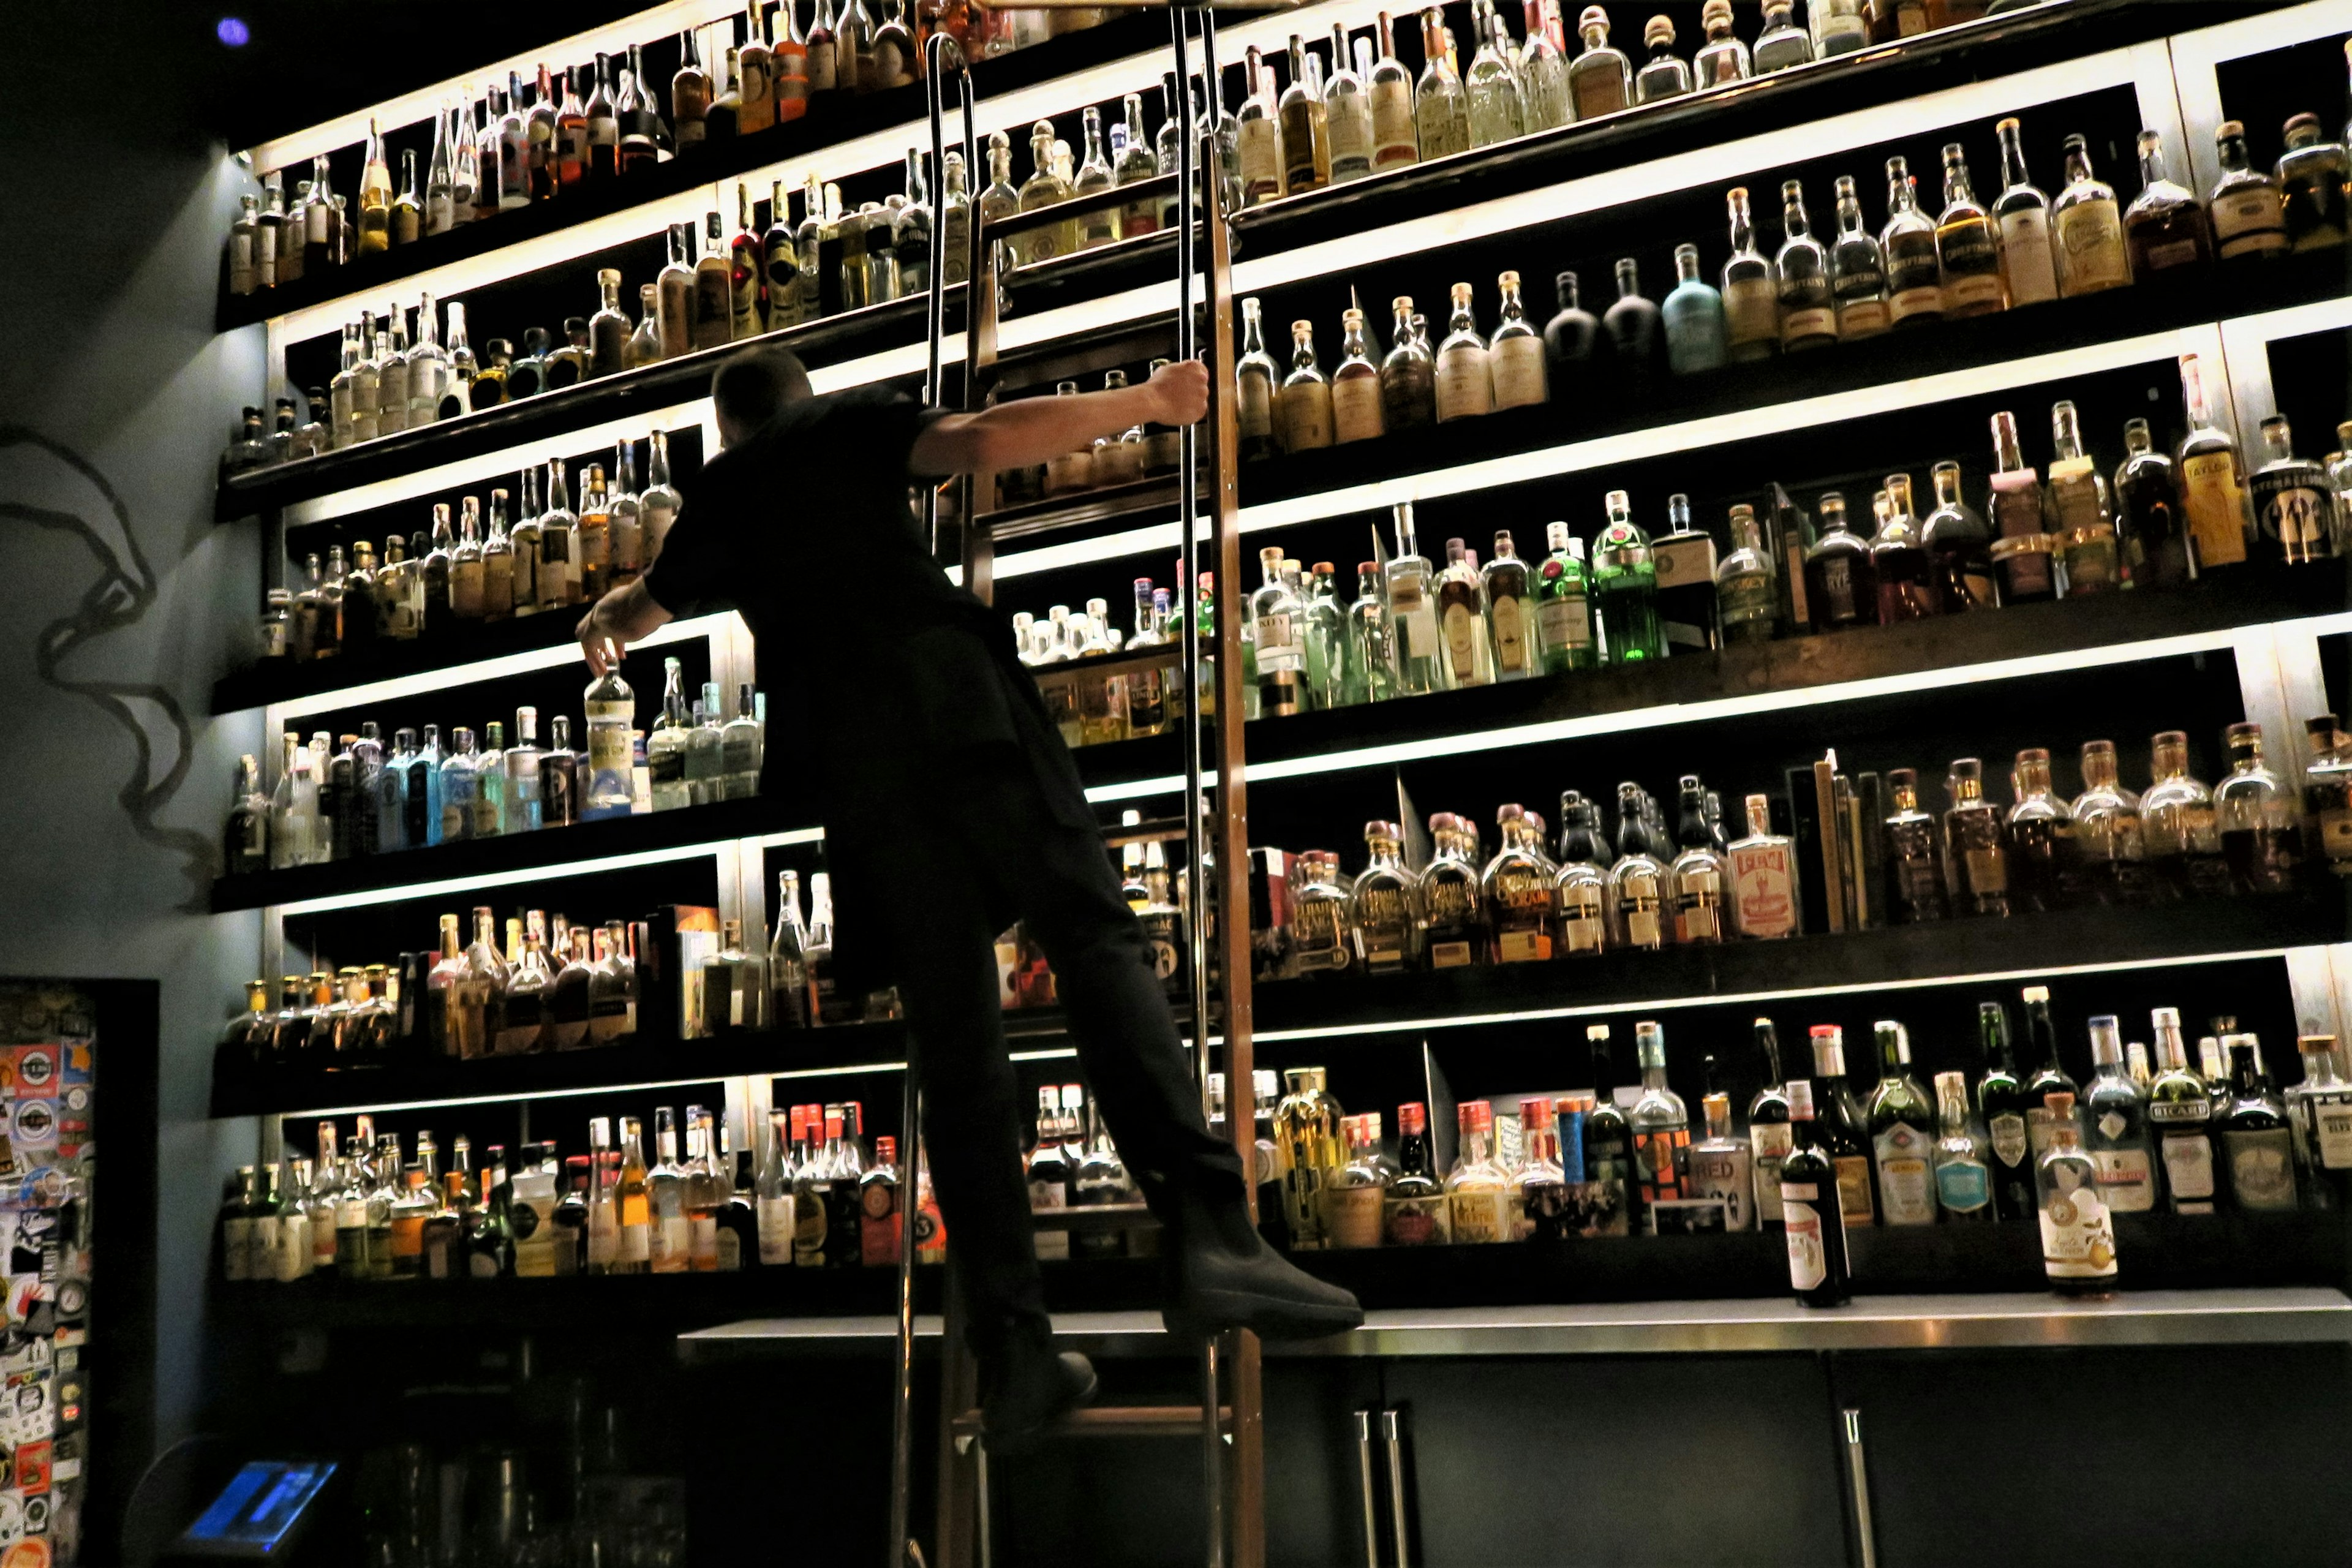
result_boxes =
[980,1340,1098,1457]
[1163,1196,1365,1343]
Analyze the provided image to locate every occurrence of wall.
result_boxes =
[0,0,267,1508]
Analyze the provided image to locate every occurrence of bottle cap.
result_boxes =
[1785,1080,1815,1119]
[1521,1096,1555,1128]
[2045,1091,2075,1115]
[1397,1101,1427,1135]
[1642,13,1672,46]
[1458,1099,1493,1133]
[2299,1035,2339,1055]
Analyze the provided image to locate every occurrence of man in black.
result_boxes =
[577,350,1360,1445]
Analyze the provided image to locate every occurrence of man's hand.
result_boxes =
[1147,358,1210,428]
[576,603,622,676]
[577,579,675,675]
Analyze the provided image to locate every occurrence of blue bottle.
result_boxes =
[438,726,479,843]
[1662,241,1728,376]
[409,724,446,847]
[378,728,413,853]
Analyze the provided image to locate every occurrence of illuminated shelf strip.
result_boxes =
[756,827,827,848]
[992,321,2222,582]
[1252,946,2301,1046]
[258,0,1389,341]
[285,398,709,527]
[1075,609,2352,802]
[263,611,738,716]
[244,0,747,170]
[277,837,733,917]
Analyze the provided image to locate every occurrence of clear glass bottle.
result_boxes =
[2037,1092,2120,1293]
[2277,112,2349,253]
[1409,13,1471,162]
[1517,0,1569,130]
[2175,352,2253,572]
[1016,120,1076,266]
[1385,503,1444,696]
[1434,539,1494,690]
[1565,4,1630,119]
[1434,282,1495,422]
[1278,318,1335,454]
[2052,133,2132,295]
[2288,1033,2352,1208]
[1235,296,1286,462]
[1444,1100,1515,1244]
[1727,791,1799,938]
[1251,545,1308,718]
[1480,805,1555,962]
[2207,118,2288,262]
[2046,399,2121,594]
[1465,6,1526,148]
[2214,722,2302,894]
[1330,309,1385,446]
[1720,186,1781,362]
[2082,1016,2158,1215]
[1716,504,1776,644]
[2113,418,2192,588]
[2142,729,2231,899]
[1419,813,1483,969]
[1753,0,1814,72]
[1633,15,1689,104]
[1482,530,1537,680]
[1487,271,1548,410]
[1349,820,1421,973]
[2304,715,2352,883]
[1667,776,1728,945]
[2068,739,2149,906]
[2124,129,2212,277]
[1691,0,1750,86]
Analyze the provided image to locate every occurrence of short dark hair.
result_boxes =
[711,347,813,434]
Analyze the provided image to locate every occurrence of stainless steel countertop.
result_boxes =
[675,1287,2352,1362]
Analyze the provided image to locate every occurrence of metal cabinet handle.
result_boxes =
[1379,1409,1411,1568]
[1353,1411,1379,1567]
[1841,1408,1878,1568]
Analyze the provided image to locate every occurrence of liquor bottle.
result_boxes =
[1687,1091,1753,1232]
[1251,545,1306,718]
[1236,47,1286,205]
[1942,758,2009,917]
[2201,119,2287,262]
[1691,0,1748,81]
[1774,181,1835,352]
[1434,539,1494,690]
[1434,282,1495,422]
[2052,134,2132,295]
[1414,10,1470,160]
[1745,1020,1795,1226]
[1442,1101,1513,1245]
[1488,271,1547,410]
[1325,309,1386,447]
[2013,985,2079,1161]
[1276,37,1331,197]
[2062,739,2145,905]
[1809,1024,1877,1227]
[2002,747,2078,915]
[1867,1021,1939,1226]
[1386,503,1443,696]
[1633,15,1689,103]
[2035,1092,2118,1293]
[1974,1001,2034,1219]
[2109,418,2190,588]
[1666,777,1727,943]
[1754,1,1814,71]
[1534,522,1596,673]
[1589,490,1664,665]
[1662,243,1727,375]
[2142,729,2230,898]
[1378,295,1436,432]
[1553,792,1611,956]
[1517,1,1569,129]
[1348,821,1419,972]
[1542,271,1601,409]
[2288,1033,2352,1208]
[1601,258,1664,394]
[1566,4,1630,119]
[2248,414,2335,564]
[1482,530,1536,679]
[2123,130,2212,277]
[1481,805,1554,962]
[1068,106,1119,251]
[1778,1082,1852,1306]
[2174,353,2253,572]
[2214,722,2302,894]
[1382,1102,1450,1245]
[2082,1016,2158,1214]
[1359,15,1418,173]
[2219,1037,2298,1212]
[1879,158,1943,329]
[1606,782,1670,951]
[1930,1071,1994,1221]
[1802,492,1879,631]
[1727,793,1799,939]
[1584,1027,1634,1235]
[2276,113,2348,252]
[1828,175,1890,340]
[1720,187,1781,362]
[1934,143,2006,316]
[2305,717,2352,882]
[1344,563,1398,704]
[1871,472,1937,621]
[1464,6,1526,148]
[1278,319,1335,454]
[1235,297,1283,461]
[356,118,394,254]
[1983,117,2060,307]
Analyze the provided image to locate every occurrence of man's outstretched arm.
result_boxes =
[575,579,674,675]
[911,358,1208,478]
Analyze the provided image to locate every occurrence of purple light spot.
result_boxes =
[216,17,250,46]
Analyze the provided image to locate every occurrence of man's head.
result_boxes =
[712,347,813,447]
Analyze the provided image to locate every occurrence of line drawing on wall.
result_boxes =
[1,428,216,910]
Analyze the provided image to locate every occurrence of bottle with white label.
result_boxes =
[1867,1021,1939,1226]
[1488,270,1548,410]
[1688,1092,1754,1231]
[1552,793,1612,956]
[221,1166,257,1283]
[2051,132,2132,298]
[757,1107,799,1266]
[1777,1081,1851,1308]
[1534,522,1594,674]
[2220,1037,2300,1213]
[1605,783,1672,952]
[1990,117,2059,306]
[1480,530,1536,680]
[1384,503,1443,697]
[1931,1071,1994,1221]
[2081,1015,2159,1213]
[1726,793,1799,939]
[1278,319,1335,454]
[1251,545,1307,717]
[1433,281,1496,421]
[1444,1099,1517,1243]
[2035,1091,2119,1294]
[2146,1007,2218,1214]
[2288,1034,2352,1209]
[1330,308,1385,445]
[646,1108,692,1273]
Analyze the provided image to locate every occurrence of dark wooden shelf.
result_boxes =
[210,793,805,912]
[1250,890,2352,1032]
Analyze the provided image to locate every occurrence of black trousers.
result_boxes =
[875,668,1246,1352]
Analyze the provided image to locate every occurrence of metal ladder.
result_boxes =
[888,8,1264,1565]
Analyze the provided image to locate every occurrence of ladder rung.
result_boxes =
[952,1404,1231,1441]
